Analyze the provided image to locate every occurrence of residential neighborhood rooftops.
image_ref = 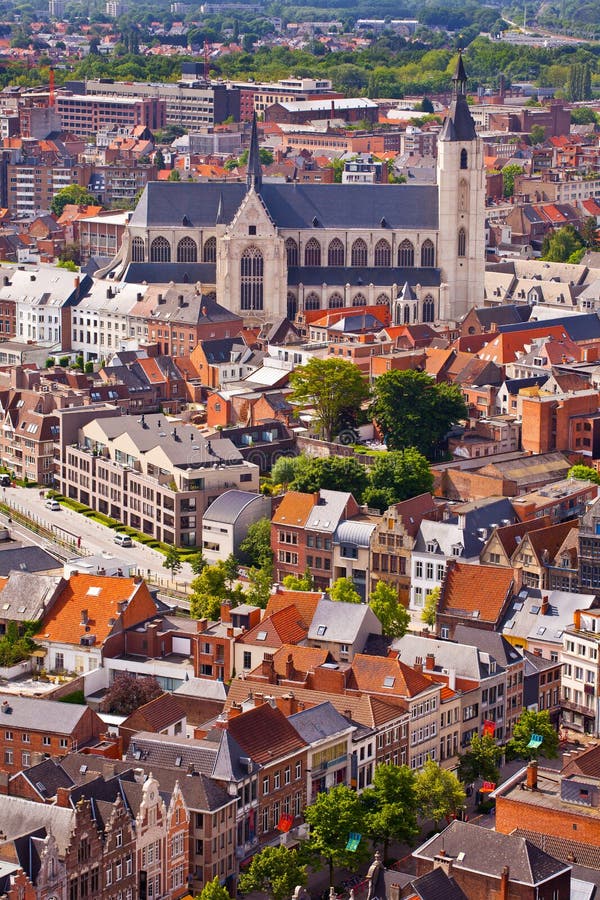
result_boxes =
[0,694,93,734]
[308,597,381,645]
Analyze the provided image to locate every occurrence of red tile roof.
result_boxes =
[264,590,322,628]
[440,561,514,624]
[271,491,316,527]
[348,653,436,699]
[237,605,308,647]
[226,701,307,763]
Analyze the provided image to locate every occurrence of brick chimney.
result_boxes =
[425,653,435,671]
[414,656,423,673]
[261,653,275,682]
[254,692,265,707]
[196,618,208,633]
[541,595,549,615]
[285,652,294,680]
[574,609,582,631]
[56,786,72,808]
[433,850,453,875]
[221,601,232,623]
[500,866,509,900]
[228,702,242,719]
[526,760,538,791]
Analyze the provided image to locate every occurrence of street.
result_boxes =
[2,485,194,591]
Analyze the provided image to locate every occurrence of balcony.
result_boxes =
[311,754,347,774]
[562,698,596,717]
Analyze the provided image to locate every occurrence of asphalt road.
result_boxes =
[2,485,194,590]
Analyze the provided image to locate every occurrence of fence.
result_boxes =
[0,496,91,560]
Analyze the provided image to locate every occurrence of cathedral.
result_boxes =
[105,56,485,326]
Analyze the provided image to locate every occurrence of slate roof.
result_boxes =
[287,266,441,288]
[500,312,600,342]
[0,795,75,855]
[203,490,265,525]
[484,515,552,560]
[131,181,440,231]
[289,701,353,743]
[500,586,594,646]
[0,694,91,734]
[18,757,74,800]
[414,820,570,885]
[471,304,532,329]
[0,545,61,576]
[452,625,523,668]
[308,597,381,644]
[305,489,352,533]
[414,497,517,559]
[126,732,217,774]
[409,868,468,900]
[123,262,217,284]
[0,573,63,622]
[392,633,501,681]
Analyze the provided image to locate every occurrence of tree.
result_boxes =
[195,876,231,900]
[304,785,368,885]
[289,358,369,442]
[420,96,434,113]
[580,217,599,249]
[154,148,165,169]
[282,569,313,591]
[529,124,546,146]
[240,517,273,569]
[270,455,298,489]
[542,225,584,263]
[569,464,600,485]
[238,845,306,900]
[415,758,466,825]
[365,449,433,508]
[567,63,591,101]
[189,562,232,620]
[163,545,182,579]
[457,732,502,785]
[329,577,361,604]
[189,551,207,575]
[50,184,99,217]
[421,586,440,628]
[506,709,559,760]
[362,763,418,860]
[244,565,273,608]
[104,673,162,715]
[223,553,239,589]
[370,370,467,457]
[168,168,181,181]
[290,455,369,502]
[501,163,523,199]
[570,106,598,124]
[369,582,409,638]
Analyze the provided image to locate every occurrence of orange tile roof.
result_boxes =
[265,590,322,628]
[271,491,316,527]
[348,653,435,699]
[440,561,514,624]
[489,515,552,559]
[520,518,578,565]
[424,347,455,377]
[226,701,307,764]
[237,605,308,647]
[36,574,157,646]
[256,643,331,678]
[478,325,568,365]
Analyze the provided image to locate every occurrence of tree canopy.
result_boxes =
[421,586,440,628]
[289,454,369,500]
[195,877,232,900]
[329,577,362,604]
[362,763,418,858]
[370,369,467,457]
[457,732,502,785]
[289,358,370,442]
[364,449,433,509]
[568,464,600,485]
[304,784,368,885]
[50,184,99,217]
[104,673,162,715]
[506,709,559,760]
[238,846,306,900]
[414,758,466,824]
[369,582,410,638]
[240,517,273,569]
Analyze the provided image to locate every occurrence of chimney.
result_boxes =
[261,654,275,682]
[56,786,71,808]
[425,652,435,671]
[196,618,208,633]
[80,608,88,626]
[526,760,538,791]
[221,601,232,623]
[433,852,453,875]
[254,692,264,707]
[228,702,242,719]
[574,609,582,631]
[285,652,294,680]
[541,595,549,615]
[226,626,234,638]
[178,294,185,307]
[414,655,423,673]
[500,866,509,900]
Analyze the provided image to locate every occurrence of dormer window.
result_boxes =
[452,545,462,557]
[426,542,436,553]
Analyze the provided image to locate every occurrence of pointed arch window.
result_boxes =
[398,239,414,267]
[150,236,171,263]
[328,239,345,267]
[422,295,435,323]
[328,292,344,309]
[304,238,321,267]
[240,246,263,311]
[460,148,468,170]
[352,293,367,306]
[421,239,435,267]
[177,236,197,263]
[131,237,144,262]
[351,238,368,267]
[458,228,466,258]
[285,238,299,267]
[374,239,391,267]
[305,292,320,311]
[403,305,410,324]
[376,293,390,307]
[203,236,216,263]
[287,292,297,319]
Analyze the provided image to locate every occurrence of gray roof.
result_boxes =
[203,490,265,525]
[0,545,61,576]
[126,732,217,774]
[0,573,63,621]
[410,868,468,900]
[287,265,441,288]
[19,757,74,800]
[289,701,354,743]
[0,694,91,734]
[414,497,516,559]
[308,597,381,644]
[500,311,600,342]
[499,587,595,646]
[452,625,523,668]
[414,821,570,885]
[131,181,439,231]
[334,520,377,548]
[306,489,353,533]
[0,795,75,855]
[174,677,227,701]
[392,633,499,681]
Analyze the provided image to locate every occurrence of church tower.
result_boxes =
[436,53,486,322]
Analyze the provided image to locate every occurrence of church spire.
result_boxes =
[246,112,262,193]
[439,51,476,142]
[452,50,468,97]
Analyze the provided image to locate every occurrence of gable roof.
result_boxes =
[308,597,381,644]
[225,701,307,764]
[0,795,75,855]
[237,604,309,647]
[272,491,316,528]
[265,590,323,627]
[0,693,92,735]
[483,515,552,560]
[120,692,186,733]
[0,572,63,621]
[289,701,353,743]
[518,518,578,565]
[349,652,436,700]
[439,561,514,624]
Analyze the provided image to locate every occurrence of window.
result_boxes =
[131,236,144,262]
[304,238,321,266]
[243,651,252,670]
[240,246,263,311]
[460,148,468,169]
[328,292,344,309]
[295,760,302,779]
[22,733,30,743]
[421,239,435,267]
[351,238,368,266]
[415,561,423,578]
[374,239,391,266]
[274,771,280,790]
[203,236,217,262]
[398,239,414,267]
[150,236,171,262]
[328,238,345,266]
[285,237,299,267]
[458,228,466,257]
[4,749,12,764]
[352,292,367,307]
[285,765,291,784]
[177,236,197,262]
[305,292,320,311]
[263,776,269,795]
[422,295,435,323]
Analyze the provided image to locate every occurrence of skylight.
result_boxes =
[256,631,268,642]
[530,605,540,614]
[383,676,395,688]
[86,586,101,597]
[537,626,546,635]
[317,625,327,636]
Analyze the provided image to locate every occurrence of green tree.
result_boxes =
[420,96,434,113]
[370,369,467,457]
[580,217,598,248]
[506,709,559,760]
[457,732,502,785]
[290,455,369,502]
[244,565,273,609]
[329,577,361,604]
[529,124,546,145]
[189,551,207,575]
[282,568,313,591]
[168,168,181,181]
[50,184,99,217]
[570,107,598,124]
[163,545,182,579]
[501,163,523,199]
[238,846,306,900]
[369,582,410,638]
[569,464,600,484]
[189,561,233,620]
[289,358,369,442]
[270,455,298,488]
[223,553,239,589]
[154,148,165,169]
[542,225,584,262]
[362,763,418,860]
[415,758,466,825]
[304,784,368,886]
[567,63,592,101]
[364,449,433,508]
[195,876,231,900]
[240,517,273,569]
[421,586,440,628]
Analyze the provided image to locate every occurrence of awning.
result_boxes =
[527,733,543,749]
[31,649,46,657]
[481,781,497,793]
[482,720,496,736]
[346,833,361,852]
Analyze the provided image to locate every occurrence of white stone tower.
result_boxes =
[436,53,486,322]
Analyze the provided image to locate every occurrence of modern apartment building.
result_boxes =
[56,406,260,546]
[55,92,166,136]
[561,607,600,736]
